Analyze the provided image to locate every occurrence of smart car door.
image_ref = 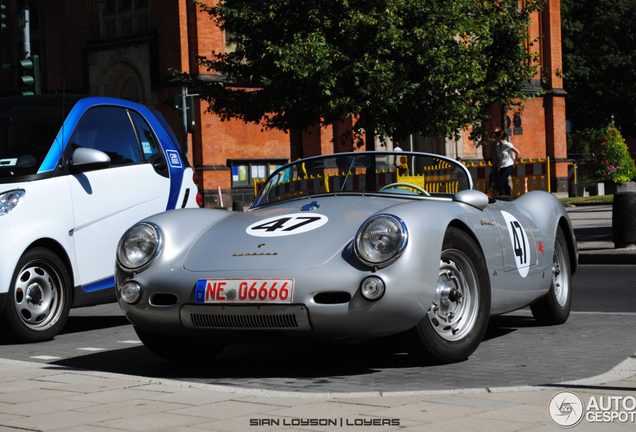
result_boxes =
[67,105,170,292]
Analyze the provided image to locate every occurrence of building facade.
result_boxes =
[0,0,568,206]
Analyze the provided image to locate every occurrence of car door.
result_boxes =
[67,105,170,291]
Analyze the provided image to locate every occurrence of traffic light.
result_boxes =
[163,93,195,133]
[17,55,41,95]
[1,2,7,33]
[0,55,41,95]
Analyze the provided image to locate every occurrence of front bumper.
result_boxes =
[116,244,437,344]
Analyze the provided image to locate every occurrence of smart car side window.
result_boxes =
[129,111,161,161]
[70,106,141,166]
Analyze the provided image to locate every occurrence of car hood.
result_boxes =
[183,195,405,271]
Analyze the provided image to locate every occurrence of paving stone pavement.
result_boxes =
[0,311,630,394]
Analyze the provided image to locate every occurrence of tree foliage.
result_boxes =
[186,0,544,146]
[562,0,636,138]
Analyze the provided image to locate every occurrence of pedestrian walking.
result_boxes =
[493,128,520,196]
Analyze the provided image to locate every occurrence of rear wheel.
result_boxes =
[411,228,490,364]
[530,226,572,325]
[2,247,71,342]
[134,326,224,362]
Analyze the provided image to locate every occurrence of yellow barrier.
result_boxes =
[463,158,551,197]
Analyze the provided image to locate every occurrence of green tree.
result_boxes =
[562,0,636,138]
[186,0,544,147]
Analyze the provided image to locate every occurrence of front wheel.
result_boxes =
[410,228,491,364]
[530,226,572,325]
[134,326,225,362]
[2,247,72,342]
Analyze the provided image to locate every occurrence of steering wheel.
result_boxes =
[379,182,431,196]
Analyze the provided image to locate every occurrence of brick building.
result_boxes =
[0,0,568,206]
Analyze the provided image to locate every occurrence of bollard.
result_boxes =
[612,192,636,248]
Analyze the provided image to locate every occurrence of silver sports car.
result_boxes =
[115,151,577,364]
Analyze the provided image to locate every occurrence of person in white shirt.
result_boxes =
[493,128,520,196]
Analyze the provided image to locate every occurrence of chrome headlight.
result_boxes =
[355,214,408,267]
[117,222,163,270]
[0,189,25,216]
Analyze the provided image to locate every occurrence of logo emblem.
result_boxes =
[301,201,320,211]
[548,391,584,428]
[165,150,182,168]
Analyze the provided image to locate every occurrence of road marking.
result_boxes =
[29,356,61,360]
[77,347,106,352]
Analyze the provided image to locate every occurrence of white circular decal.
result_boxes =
[246,213,329,237]
[502,211,530,278]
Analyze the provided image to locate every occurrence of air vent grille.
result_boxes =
[180,304,311,331]
[190,312,299,329]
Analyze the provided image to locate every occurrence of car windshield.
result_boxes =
[253,152,472,207]
[0,103,69,178]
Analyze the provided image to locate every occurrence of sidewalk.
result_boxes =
[1,354,635,432]
[565,202,636,265]
[0,200,635,432]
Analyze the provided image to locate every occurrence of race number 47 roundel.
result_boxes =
[246,213,329,237]
[501,211,531,278]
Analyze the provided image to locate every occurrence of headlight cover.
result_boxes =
[355,214,408,267]
[0,189,25,216]
[117,222,163,270]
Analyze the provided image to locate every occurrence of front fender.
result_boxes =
[381,199,497,315]
[116,208,234,283]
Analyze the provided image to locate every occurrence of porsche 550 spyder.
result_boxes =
[116,151,577,364]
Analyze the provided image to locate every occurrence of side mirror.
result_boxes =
[453,189,490,210]
[70,147,111,172]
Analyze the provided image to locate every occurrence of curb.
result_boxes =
[579,252,636,265]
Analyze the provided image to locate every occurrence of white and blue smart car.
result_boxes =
[0,95,201,342]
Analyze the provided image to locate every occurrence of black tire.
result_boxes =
[410,227,491,364]
[134,326,224,362]
[530,226,572,325]
[2,247,72,343]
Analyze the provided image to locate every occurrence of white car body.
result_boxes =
[0,95,200,342]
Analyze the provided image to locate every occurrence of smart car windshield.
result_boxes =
[253,152,472,207]
[0,102,69,179]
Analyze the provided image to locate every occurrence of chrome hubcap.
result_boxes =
[14,263,64,330]
[552,241,568,307]
[428,250,479,341]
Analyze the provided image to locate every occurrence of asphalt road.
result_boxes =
[0,264,634,394]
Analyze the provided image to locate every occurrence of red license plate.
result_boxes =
[195,278,294,303]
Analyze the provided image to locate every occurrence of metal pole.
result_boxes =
[181,86,188,148]
[22,7,30,59]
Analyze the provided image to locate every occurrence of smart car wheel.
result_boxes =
[411,227,490,364]
[530,226,572,325]
[2,247,72,343]
[134,326,225,362]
